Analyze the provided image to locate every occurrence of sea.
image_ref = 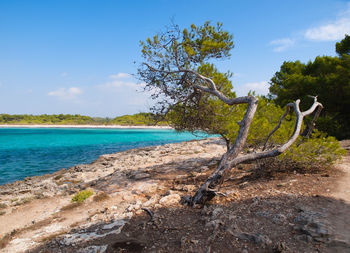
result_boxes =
[0,127,207,185]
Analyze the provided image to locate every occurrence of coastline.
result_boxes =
[0,124,172,129]
[0,138,349,252]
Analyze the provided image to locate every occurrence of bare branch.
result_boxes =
[263,104,292,151]
[304,104,323,138]
[143,63,253,105]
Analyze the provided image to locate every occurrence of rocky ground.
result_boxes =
[0,138,349,253]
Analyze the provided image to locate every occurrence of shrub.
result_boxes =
[261,131,346,172]
[280,132,346,169]
[93,191,110,202]
[71,190,94,203]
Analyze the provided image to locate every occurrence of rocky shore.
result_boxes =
[0,138,349,252]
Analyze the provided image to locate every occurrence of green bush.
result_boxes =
[71,190,94,203]
[280,132,346,169]
[262,131,346,172]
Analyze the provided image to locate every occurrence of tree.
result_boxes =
[336,34,350,56]
[138,22,323,206]
[269,35,350,139]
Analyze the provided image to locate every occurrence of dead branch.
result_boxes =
[263,105,292,151]
[141,207,154,222]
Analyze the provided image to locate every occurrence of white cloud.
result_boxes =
[269,4,350,51]
[48,87,82,100]
[235,81,269,96]
[61,72,68,77]
[109,72,132,79]
[305,18,350,41]
[305,4,350,41]
[269,38,295,52]
[104,80,138,88]
[100,72,139,89]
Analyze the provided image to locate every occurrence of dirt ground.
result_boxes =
[1,139,350,253]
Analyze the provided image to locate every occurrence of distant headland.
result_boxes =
[0,113,168,127]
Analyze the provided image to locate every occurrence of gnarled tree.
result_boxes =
[138,22,323,206]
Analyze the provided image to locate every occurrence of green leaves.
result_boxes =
[269,35,350,139]
[279,131,346,170]
[182,21,234,63]
[336,34,350,56]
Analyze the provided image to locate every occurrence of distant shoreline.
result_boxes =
[0,124,172,129]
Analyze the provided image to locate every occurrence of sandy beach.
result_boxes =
[0,124,172,129]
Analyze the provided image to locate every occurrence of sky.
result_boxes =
[1,0,350,117]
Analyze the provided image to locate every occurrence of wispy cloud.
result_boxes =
[61,72,68,77]
[48,87,82,100]
[109,72,132,79]
[305,3,350,41]
[235,81,269,96]
[269,4,350,51]
[269,38,295,52]
[100,72,139,89]
[305,18,350,41]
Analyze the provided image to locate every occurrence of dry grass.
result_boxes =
[0,233,13,249]
[13,197,32,206]
[93,191,110,202]
[39,231,67,242]
[55,179,82,186]
[60,202,82,211]
[0,217,53,249]
[53,174,64,180]
[69,221,82,228]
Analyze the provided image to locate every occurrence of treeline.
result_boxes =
[110,113,167,125]
[0,113,167,126]
[269,35,350,139]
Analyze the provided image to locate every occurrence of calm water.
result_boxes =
[0,128,206,185]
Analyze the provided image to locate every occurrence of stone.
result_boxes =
[234,232,272,247]
[211,207,224,219]
[272,213,287,224]
[143,194,160,207]
[273,242,289,253]
[132,173,151,180]
[159,194,181,206]
[293,210,333,243]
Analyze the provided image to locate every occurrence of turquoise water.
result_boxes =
[0,128,206,185]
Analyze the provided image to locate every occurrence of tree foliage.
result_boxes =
[279,131,346,170]
[111,112,166,126]
[336,34,350,56]
[0,114,95,125]
[0,113,165,126]
[138,22,234,116]
[269,35,350,139]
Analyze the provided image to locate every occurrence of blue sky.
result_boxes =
[1,0,350,117]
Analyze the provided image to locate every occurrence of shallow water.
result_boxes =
[0,128,206,185]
